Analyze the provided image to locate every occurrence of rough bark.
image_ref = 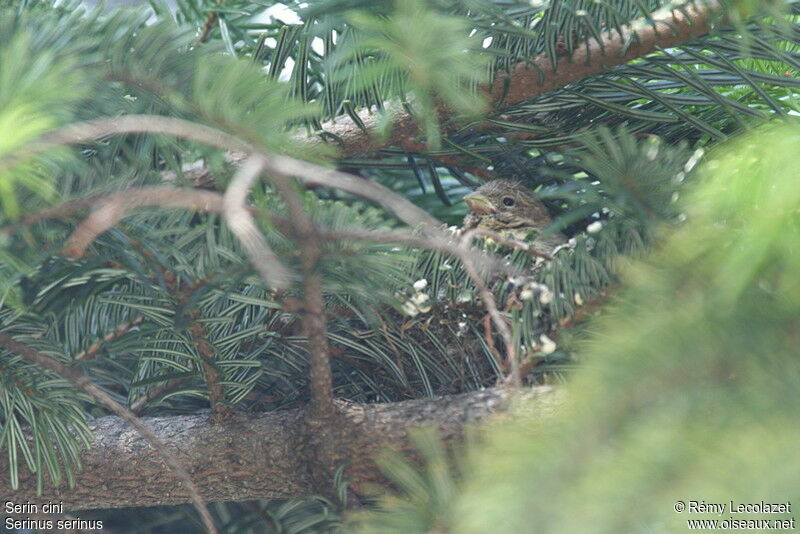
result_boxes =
[0,387,561,510]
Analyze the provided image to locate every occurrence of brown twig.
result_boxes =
[482,312,503,371]
[196,0,225,44]
[456,247,519,387]
[8,188,508,279]
[197,13,220,45]
[60,187,224,259]
[0,334,218,534]
[319,228,513,277]
[2,187,229,239]
[222,156,291,288]
[75,316,144,361]
[375,310,408,386]
[31,115,440,230]
[189,319,234,423]
[130,377,190,415]
[460,228,554,260]
[258,152,441,229]
[257,161,335,418]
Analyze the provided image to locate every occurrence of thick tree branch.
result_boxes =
[0,334,218,534]
[317,1,724,158]
[0,387,562,509]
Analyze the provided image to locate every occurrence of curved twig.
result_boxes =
[456,243,519,387]
[223,156,292,288]
[60,187,225,258]
[32,115,440,230]
[460,228,554,260]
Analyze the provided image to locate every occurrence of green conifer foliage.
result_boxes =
[451,122,800,534]
[0,0,798,531]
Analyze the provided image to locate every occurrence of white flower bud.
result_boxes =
[645,140,660,161]
[587,221,603,234]
[539,334,557,354]
[401,301,419,317]
[413,279,428,291]
[539,286,553,305]
[457,321,468,337]
[574,293,584,306]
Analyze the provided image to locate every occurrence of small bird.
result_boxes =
[462,179,566,253]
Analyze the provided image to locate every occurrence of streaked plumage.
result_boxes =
[462,179,565,253]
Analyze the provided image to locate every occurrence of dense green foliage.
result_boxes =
[355,121,800,533]
[0,0,798,532]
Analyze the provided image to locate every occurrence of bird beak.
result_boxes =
[463,192,497,214]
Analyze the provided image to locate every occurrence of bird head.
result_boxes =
[463,180,550,228]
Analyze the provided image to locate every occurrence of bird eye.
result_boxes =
[502,197,515,207]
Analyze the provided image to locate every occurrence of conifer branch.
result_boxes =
[255,157,336,418]
[315,0,725,158]
[60,188,228,259]
[0,334,219,534]
[130,377,190,415]
[0,386,563,508]
[223,156,292,288]
[74,316,144,361]
[34,115,440,229]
